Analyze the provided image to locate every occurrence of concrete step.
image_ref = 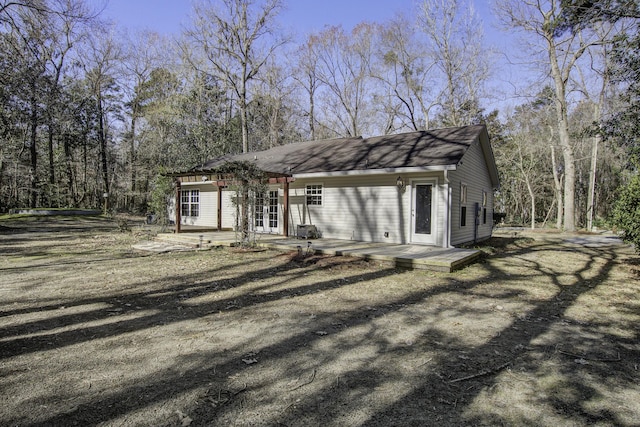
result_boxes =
[132,241,194,253]
[154,233,213,248]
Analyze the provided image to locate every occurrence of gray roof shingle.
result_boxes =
[189,124,489,177]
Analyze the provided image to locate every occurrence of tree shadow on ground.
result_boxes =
[1,230,639,426]
[357,240,640,426]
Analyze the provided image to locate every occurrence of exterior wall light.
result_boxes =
[396,176,406,192]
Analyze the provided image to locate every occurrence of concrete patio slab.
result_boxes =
[150,231,481,272]
[263,238,480,272]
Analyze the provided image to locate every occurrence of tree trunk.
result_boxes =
[97,94,110,205]
[81,126,88,206]
[240,54,249,153]
[528,185,536,230]
[549,50,576,231]
[551,144,563,230]
[240,101,249,153]
[309,75,315,140]
[558,121,576,231]
[64,135,76,207]
[586,132,599,231]
[29,90,39,208]
[587,98,604,231]
[130,109,137,210]
[541,4,582,232]
[47,113,55,186]
[0,147,4,206]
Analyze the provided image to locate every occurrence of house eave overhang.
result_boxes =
[478,128,500,190]
[292,165,457,179]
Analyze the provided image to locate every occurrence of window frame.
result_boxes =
[459,183,468,227]
[180,189,200,218]
[268,190,279,228]
[305,183,323,206]
[482,190,488,224]
[254,191,265,227]
[460,183,468,204]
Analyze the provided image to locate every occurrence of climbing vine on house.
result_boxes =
[214,161,268,246]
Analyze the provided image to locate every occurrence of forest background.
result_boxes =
[1,0,639,234]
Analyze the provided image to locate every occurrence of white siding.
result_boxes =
[198,185,218,227]
[449,139,494,245]
[174,183,218,227]
[220,189,237,230]
[169,184,230,228]
[288,173,446,245]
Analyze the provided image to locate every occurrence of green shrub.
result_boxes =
[149,173,174,226]
[613,171,640,252]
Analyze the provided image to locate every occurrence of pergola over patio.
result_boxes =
[169,167,295,236]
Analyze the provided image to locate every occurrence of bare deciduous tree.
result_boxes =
[184,0,286,153]
[291,34,321,140]
[418,0,489,126]
[313,23,378,137]
[250,58,297,149]
[495,0,610,231]
[376,15,437,131]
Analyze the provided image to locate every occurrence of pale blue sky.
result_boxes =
[99,0,523,109]
[100,0,501,39]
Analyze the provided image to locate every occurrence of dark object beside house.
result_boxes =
[297,224,318,239]
[494,212,507,225]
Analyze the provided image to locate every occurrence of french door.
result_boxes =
[254,190,279,233]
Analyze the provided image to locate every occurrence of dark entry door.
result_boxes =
[412,181,436,245]
[415,184,432,234]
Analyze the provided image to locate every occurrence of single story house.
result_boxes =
[169,124,500,247]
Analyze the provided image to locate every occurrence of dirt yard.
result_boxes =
[1,216,639,426]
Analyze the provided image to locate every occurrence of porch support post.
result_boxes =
[175,180,181,234]
[217,185,223,231]
[443,170,450,248]
[283,180,290,237]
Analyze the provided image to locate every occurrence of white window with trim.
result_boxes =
[460,183,468,227]
[181,189,200,217]
[482,190,488,224]
[306,184,323,206]
[460,183,468,204]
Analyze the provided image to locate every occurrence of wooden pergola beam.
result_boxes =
[175,180,181,234]
[283,180,289,237]
[217,185,223,231]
